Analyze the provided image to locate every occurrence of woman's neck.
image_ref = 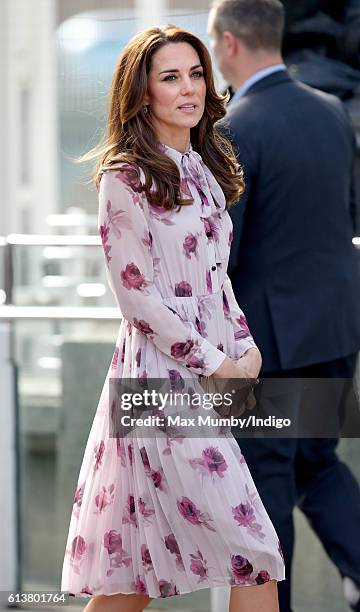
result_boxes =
[154,126,191,153]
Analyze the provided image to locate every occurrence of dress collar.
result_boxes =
[160,142,227,217]
[159,142,193,164]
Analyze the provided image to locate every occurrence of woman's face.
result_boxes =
[145,42,207,144]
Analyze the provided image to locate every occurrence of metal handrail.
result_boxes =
[0,306,121,320]
[0,234,359,247]
[3,234,101,246]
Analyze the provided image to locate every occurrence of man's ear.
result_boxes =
[223,31,238,56]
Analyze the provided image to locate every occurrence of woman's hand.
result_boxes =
[234,347,262,379]
[212,356,243,380]
[211,349,261,416]
[212,348,262,380]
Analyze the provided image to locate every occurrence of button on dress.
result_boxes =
[61,144,285,599]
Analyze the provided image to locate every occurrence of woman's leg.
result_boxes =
[83,593,151,612]
[229,580,279,612]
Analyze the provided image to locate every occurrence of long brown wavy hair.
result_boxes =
[82,24,244,210]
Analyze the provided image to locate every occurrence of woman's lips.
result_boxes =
[178,104,196,112]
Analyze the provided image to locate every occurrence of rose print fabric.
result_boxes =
[61,144,285,599]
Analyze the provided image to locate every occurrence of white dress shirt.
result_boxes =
[229,64,287,107]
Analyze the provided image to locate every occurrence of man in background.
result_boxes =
[208,1,360,610]
[281,0,360,99]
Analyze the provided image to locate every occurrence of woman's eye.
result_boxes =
[162,71,203,82]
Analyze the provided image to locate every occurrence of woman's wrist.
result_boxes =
[236,347,262,378]
[211,347,262,380]
[212,356,235,379]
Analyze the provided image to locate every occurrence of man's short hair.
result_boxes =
[212,0,285,52]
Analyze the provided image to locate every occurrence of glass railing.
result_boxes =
[1,234,112,307]
[0,236,121,598]
[16,317,119,590]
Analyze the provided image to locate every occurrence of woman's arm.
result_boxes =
[98,168,227,377]
[222,273,258,358]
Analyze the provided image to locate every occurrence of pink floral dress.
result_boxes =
[61,144,285,599]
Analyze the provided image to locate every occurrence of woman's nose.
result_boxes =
[180,76,195,94]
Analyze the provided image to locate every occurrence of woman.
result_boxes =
[61,25,285,612]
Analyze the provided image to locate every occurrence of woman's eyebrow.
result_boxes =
[158,64,202,75]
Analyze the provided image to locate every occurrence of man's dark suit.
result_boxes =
[221,70,360,611]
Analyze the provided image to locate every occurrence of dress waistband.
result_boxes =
[162,289,223,301]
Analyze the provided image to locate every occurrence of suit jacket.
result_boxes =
[220,70,360,372]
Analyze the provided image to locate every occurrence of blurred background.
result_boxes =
[0,1,359,611]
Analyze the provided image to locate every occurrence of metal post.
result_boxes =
[0,322,19,600]
[4,242,13,304]
[210,586,230,611]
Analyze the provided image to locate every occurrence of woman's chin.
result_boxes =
[173,116,202,130]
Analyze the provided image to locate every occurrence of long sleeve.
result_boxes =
[98,169,227,377]
[222,273,257,358]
